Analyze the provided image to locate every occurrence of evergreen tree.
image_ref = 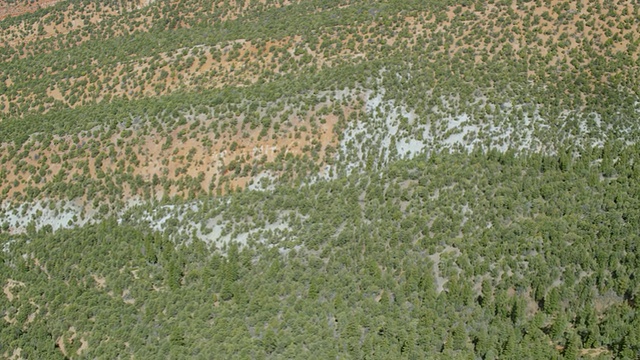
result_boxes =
[562,331,579,360]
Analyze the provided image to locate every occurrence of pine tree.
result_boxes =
[308,279,319,300]
[562,331,579,360]
[501,329,520,359]
[480,278,494,308]
[262,328,277,354]
[143,235,157,264]
[544,288,560,314]
[451,323,468,351]
[510,297,525,326]
[550,314,567,342]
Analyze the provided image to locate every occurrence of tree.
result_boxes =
[510,297,525,326]
[451,323,468,351]
[550,314,567,342]
[544,288,560,314]
[262,328,278,354]
[480,278,493,308]
[562,331,579,360]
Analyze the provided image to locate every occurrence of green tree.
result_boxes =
[562,331,579,360]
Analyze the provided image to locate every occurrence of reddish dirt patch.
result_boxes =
[0,93,359,203]
[0,0,60,20]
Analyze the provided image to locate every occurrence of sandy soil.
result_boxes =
[0,87,350,204]
[77,337,89,355]
[3,278,25,302]
[0,0,60,20]
[92,274,106,289]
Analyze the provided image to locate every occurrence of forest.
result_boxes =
[1,0,640,358]
[3,148,640,358]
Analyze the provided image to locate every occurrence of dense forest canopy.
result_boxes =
[3,149,640,358]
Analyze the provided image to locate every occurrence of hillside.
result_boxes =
[1,0,640,358]
[2,0,639,205]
